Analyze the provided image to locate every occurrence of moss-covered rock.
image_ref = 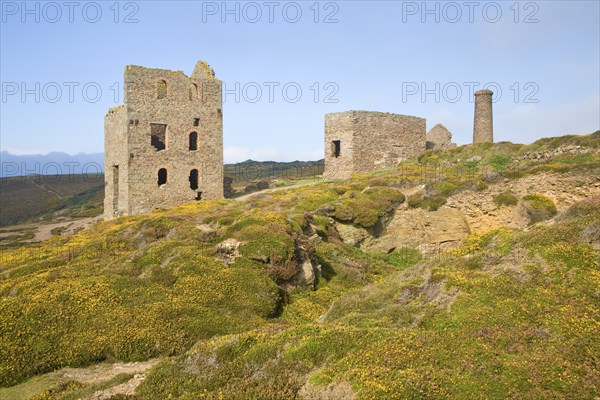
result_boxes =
[332,187,405,229]
[523,193,558,224]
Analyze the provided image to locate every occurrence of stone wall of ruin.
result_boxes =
[323,112,356,180]
[324,111,426,180]
[104,62,223,218]
[473,89,494,143]
[103,106,129,217]
[426,123,454,150]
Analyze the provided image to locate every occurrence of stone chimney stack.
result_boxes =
[473,89,494,143]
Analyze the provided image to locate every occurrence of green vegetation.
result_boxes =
[1,171,411,388]
[1,133,599,399]
[494,190,519,207]
[224,160,323,196]
[30,381,84,400]
[407,193,447,211]
[0,209,281,386]
[0,161,325,228]
[523,193,558,224]
[132,204,599,399]
[423,132,600,180]
[53,186,104,218]
[0,227,36,248]
[0,174,104,227]
[486,154,511,172]
[29,374,134,400]
[333,187,405,229]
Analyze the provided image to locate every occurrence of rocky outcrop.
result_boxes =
[332,172,600,255]
[336,223,371,247]
[291,233,322,288]
[216,238,241,265]
[445,173,600,231]
[515,144,598,161]
[365,206,470,254]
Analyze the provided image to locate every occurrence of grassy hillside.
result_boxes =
[0,174,104,227]
[225,159,323,183]
[0,133,598,399]
[136,213,599,399]
[224,160,324,196]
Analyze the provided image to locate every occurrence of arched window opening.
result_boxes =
[189,83,198,100]
[157,80,167,99]
[158,168,167,186]
[189,169,199,190]
[189,131,198,151]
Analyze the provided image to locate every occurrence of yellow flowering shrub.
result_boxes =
[136,198,598,399]
[2,138,599,398]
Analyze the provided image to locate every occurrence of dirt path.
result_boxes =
[32,217,101,242]
[29,180,63,199]
[233,180,321,201]
[61,359,160,384]
[0,359,161,400]
[1,216,101,244]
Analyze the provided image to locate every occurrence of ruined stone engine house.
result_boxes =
[104,61,223,218]
[323,111,427,180]
[323,90,493,180]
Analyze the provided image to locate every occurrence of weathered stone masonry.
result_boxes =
[104,61,223,218]
[426,123,455,150]
[323,111,426,180]
[473,89,494,143]
[325,89,493,180]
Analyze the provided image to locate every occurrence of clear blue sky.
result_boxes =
[1,0,599,162]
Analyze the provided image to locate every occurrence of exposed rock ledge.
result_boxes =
[334,172,600,255]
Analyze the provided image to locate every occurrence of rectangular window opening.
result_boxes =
[332,140,341,158]
[150,123,167,151]
[195,191,203,201]
[112,165,119,211]
[194,118,200,127]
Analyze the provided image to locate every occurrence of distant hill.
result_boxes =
[0,159,324,227]
[225,159,323,180]
[224,159,323,194]
[0,152,323,179]
[0,174,104,227]
[0,151,104,178]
